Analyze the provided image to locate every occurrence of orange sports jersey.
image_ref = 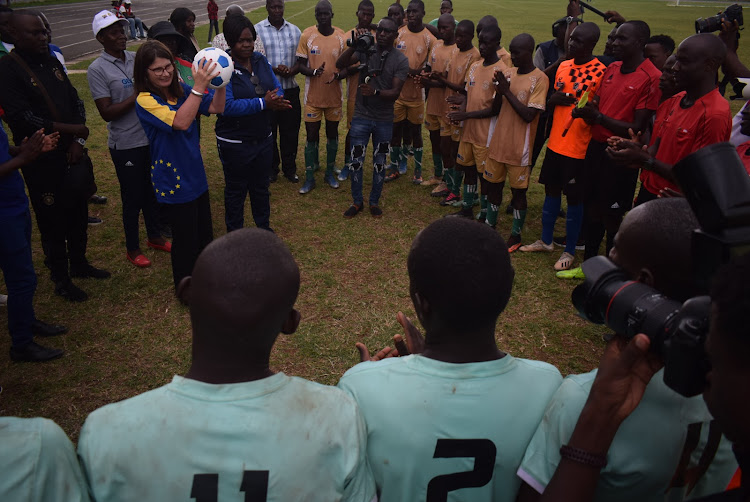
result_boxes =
[425,41,459,116]
[497,47,512,68]
[346,26,377,103]
[395,26,437,102]
[489,67,549,166]
[461,58,508,147]
[444,46,480,107]
[547,58,607,159]
[296,26,347,108]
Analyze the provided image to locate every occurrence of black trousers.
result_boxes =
[217,137,273,232]
[270,86,301,177]
[110,146,161,251]
[164,190,213,288]
[23,152,88,283]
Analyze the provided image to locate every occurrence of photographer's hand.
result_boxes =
[603,10,626,25]
[567,0,582,18]
[359,83,376,96]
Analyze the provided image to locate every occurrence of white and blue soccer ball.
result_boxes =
[193,47,234,89]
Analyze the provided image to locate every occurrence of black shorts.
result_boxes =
[539,148,584,199]
[583,140,639,216]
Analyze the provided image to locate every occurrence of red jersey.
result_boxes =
[207,0,218,20]
[591,58,661,143]
[642,89,731,194]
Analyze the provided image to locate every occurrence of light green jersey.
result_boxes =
[78,374,376,502]
[0,417,88,502]
[338,354,562,501]
[518,369,738,502]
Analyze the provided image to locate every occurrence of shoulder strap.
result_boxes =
[8,51,62,122]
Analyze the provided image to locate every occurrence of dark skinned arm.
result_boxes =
[606,135,675,182]
[573,101,653,138]
[719,20,750,80]
[336,46,358,69]
[494,72,540,123]
[94,94,137,123]
[360,75,405,102]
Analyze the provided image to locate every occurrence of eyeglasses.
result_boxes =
[250,75,265,96]
[376,26,396,33]
[148,62,174,76]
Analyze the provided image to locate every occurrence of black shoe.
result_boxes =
[369,205,383,218]
[505,203,513,215]
[54,281,88,302]
[70,264,111,279]
[88,216,103,226]
[284,173,299,183]
[269,172,278,183]
[89,195,108,205]
[446,207,474,219]
[344,204,363,218]
[31,319,68,337]
[10,341,64,362]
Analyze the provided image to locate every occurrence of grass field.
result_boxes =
[0,0,746,441]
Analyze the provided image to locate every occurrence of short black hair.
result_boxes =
[389,3,404,13]
[169,7,195,31]
[622,20,650,44]
[358,0,374,10]
[408,0,425,11]
[482,24,502,43]
[711,251,750,364]
[456,19,474,34]
[223,14,255,48]
[442,0,453,6]
[646,34,675,54]
[408,219,514,330]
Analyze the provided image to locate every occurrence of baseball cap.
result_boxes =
[92,10,128,37]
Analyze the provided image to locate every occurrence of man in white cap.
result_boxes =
[87,10,170,269]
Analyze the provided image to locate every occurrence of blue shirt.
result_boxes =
[255,18,301,90]
[215,52,283,142]
[0,124,28,217]
[135,83,214,204]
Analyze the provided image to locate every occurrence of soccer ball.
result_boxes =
[193,47,234,89]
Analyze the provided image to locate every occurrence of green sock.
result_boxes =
[486,203,499,227]
[479,194,488,213]
[414,147,423,178]
[304,142,318,181]
[326,138,338,174]
[444,167,454,190]
[462,183,476,208]
[390,145,401,171]
[511,208,528,236]
[432,153,444,177]
[452,170,464,196]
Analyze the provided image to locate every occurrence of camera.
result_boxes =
[573,143,750,397]
[347,32,376,54]
[695,3,743,33]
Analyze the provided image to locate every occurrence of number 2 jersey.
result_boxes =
[518,369,738,502]
[78,374,376,502]
[338,354,562,501]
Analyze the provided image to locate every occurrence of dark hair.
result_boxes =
[646,34,675,54]
[379,17,396,29]
[358,0,374,10]
[388,3,404,14]
[408,219,514,330]
[456,19,474,34]
[169,7,195,32]
[711,251,750,363]
[482,24,502,43]
[134,40,184,101]
[407,0,425,11]
[623,20,650,44]
[442,0,453,6]
[224,15,255,48]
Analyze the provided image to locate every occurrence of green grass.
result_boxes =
[0,0,745,441]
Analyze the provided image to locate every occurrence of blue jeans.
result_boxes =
[0,209,37,349]
[349,117,392,207]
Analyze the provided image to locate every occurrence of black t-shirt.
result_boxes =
[353,48,409,122]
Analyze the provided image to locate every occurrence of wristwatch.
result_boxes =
[642,156,655,170]
[374,89,380,96]
[74,137,86,147]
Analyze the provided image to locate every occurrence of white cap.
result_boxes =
[124,0,131,3]
[92,9,128,36]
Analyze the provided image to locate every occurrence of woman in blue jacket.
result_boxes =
[215,16,291,232]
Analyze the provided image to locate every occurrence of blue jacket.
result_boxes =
[215,52,284,141]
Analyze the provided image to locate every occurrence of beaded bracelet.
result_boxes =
[560,444,608,468]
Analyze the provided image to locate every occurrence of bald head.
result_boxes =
[683,33,727,69]
[316,0,332,11]
[184,229,300,352]
[611,198,700,301]
[573,21,601,46]
[511,33,534,52]
[438,13,454,26]
[225,4,244,17]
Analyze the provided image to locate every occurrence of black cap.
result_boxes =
[148,20,186,41]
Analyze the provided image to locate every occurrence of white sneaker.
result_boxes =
[519,239,554,253]
[554,252,575,271]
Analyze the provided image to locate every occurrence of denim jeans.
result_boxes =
[217,137,273,232]
[349,116,392,206]
[0,209,37,349]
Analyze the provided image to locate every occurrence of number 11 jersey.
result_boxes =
[338,354,562,501]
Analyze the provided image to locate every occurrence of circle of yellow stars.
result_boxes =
[151,159,181,197]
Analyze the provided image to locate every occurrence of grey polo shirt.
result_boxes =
[87,50,148,150]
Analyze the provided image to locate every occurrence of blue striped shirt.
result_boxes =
[255,17,301,90]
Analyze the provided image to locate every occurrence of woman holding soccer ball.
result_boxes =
[215,16,291,233]
[133,40,225,290]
